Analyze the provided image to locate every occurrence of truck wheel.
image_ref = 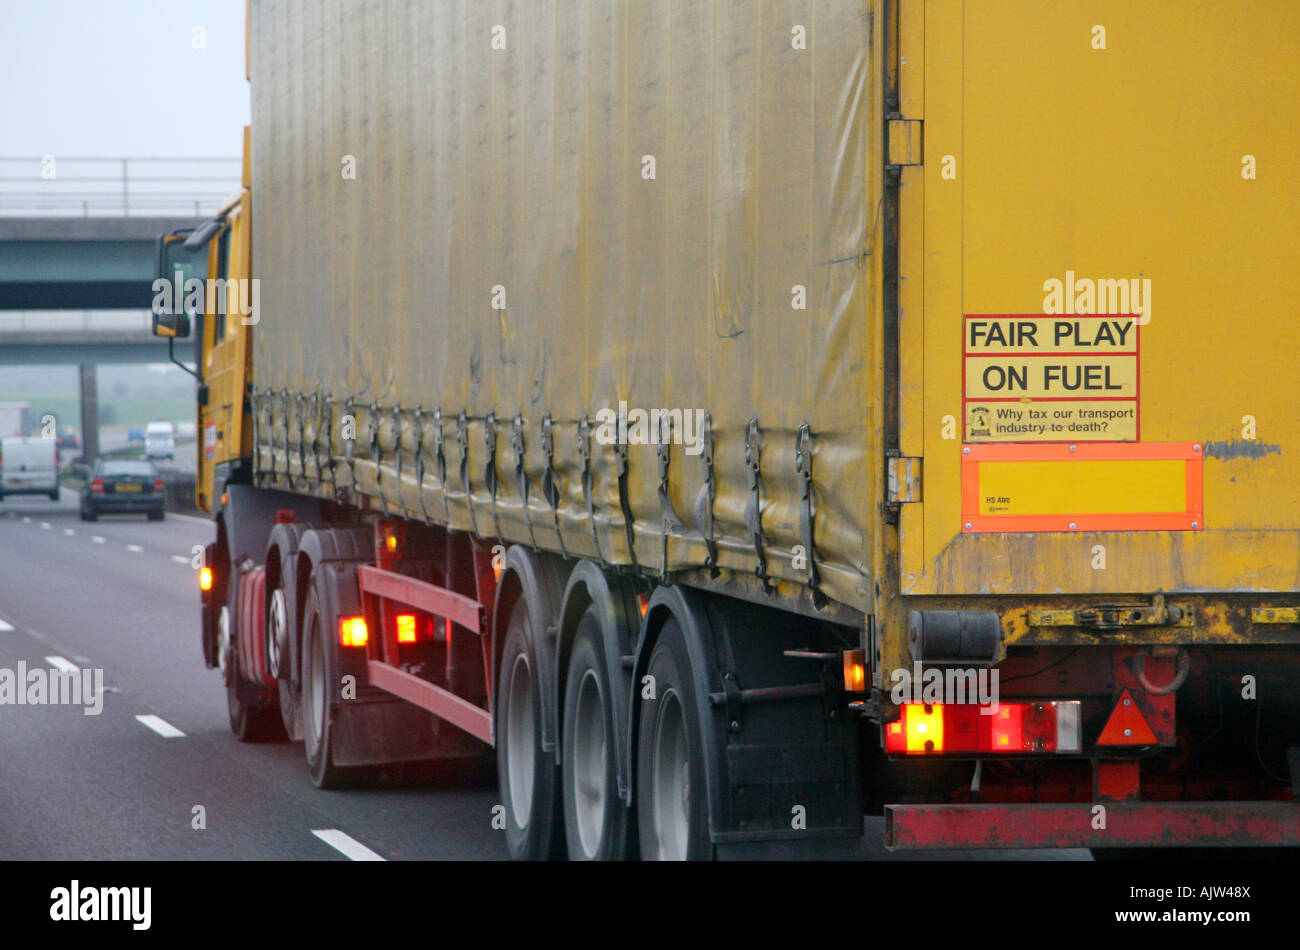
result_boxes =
[227,681,284,742]
[496,598,564,860]
[221,606,286,742]
[148,509,165,521]
[267,586,302,740]
[300,586,347,788]
[636,618,712,860]
[49,489,59,501]
[561,610,631,860]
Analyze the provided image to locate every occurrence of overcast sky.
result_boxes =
[0,0,249,157]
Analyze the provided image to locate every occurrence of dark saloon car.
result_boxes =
[80,459,166,521]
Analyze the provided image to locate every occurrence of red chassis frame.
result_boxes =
[355,530,498,745]
[885,801,1300,850]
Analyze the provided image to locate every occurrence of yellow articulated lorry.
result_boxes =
[153,1,1300,858]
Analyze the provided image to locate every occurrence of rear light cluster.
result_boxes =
[90,478,104,494]
[885,701,1081,755]
[339,612,441,649]
[154,477,166,492]
[396,612,443,644]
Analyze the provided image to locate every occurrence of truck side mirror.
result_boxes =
[152,310,191,339]
[153,225,214,340]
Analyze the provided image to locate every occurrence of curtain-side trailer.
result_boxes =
[152,0,1300,858]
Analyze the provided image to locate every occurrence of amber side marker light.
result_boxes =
[396,613,417,644]
[198,566,213,592]
[843,649,866,692]
[637,592,650,620]
[339,616,369,648]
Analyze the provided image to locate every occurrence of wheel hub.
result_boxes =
[267,588,288,679]
[217,606,234,687]
[505,653,536,829]
[571,668,609,858]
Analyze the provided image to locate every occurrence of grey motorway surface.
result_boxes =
[0,490,1089,861]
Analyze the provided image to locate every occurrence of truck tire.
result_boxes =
[221,604,286,742]
[636,618,712,860]
[561,610,632,860]
[300,585,348,788]
[266,586,302,740]
[48,489,59,501]
[227,681,284,742]
[496,598,564,860]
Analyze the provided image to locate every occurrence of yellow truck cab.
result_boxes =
[154,127,254,513]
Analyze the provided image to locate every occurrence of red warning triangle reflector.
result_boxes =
[1097,689,1157,746]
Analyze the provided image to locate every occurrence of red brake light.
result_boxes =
[885,701,1081,755]
[154,477,165,492]
[90,477,104,493]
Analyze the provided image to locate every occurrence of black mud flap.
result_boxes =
[329,697,443,768]
[637,585,863,846]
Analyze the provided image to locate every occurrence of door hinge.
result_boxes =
[887,455,922,504]
[887,117,923,167]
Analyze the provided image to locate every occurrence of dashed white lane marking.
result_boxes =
[125,544,143,553]
[135,715,185,738]
[0,619,13,632]
[92,536,106,544]
[40,522,51,530]
[171,555,190,565]
[21,517,31,524]
[63,528,75,536]
[45,656,79,673]
[311,829,386,862]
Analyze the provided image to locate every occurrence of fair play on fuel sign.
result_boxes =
[963,314,1139,443]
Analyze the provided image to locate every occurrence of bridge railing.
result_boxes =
[0,157,240,217]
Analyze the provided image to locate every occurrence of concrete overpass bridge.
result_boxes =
[0,311,196,365]
[0,215,205,312]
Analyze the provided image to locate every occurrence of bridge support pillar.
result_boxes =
[78,363,99,465]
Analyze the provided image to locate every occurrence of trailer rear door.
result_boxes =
[897,0,1300,596]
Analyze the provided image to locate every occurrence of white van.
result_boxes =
[0,437,59,501]
[144,421,176,461]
